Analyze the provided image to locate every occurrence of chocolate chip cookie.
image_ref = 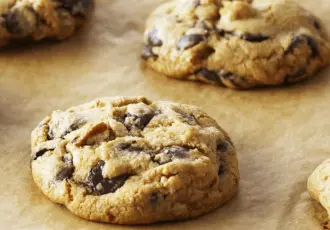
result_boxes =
[308,159,330,219]
[31,96,239,224]
[0,0,93,47]
[142,0,330,89]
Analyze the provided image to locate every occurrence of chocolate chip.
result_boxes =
[5,11,23,35]
[306,36,319,57]
[61,0,91,10]
[219,70,237,84]
[218,164,225,175]
[285,36,305,54]
[100,174,129,195]
[80,0,92,8]
[56,167,74,181]
[314,19,321,30]
[241,33,270,42]
[60,119,86,138]
[174,109,197,125]
[124,112,154,130]
[148,29,163,47]
[154,110,162,116]
[87,161,105,187]
[216,141,228,153]
[62,153,72,164]
[177,34,205,50]
[153,146,189,164]
[283,67,306,84]
[195,21,210,31]
[216,28,233,37]
[199,69,220,82]
[216,142,228,176]
[117,143,145,153]
[162,146,188,158]
[87,161,129,195]
[216,28,225,36]
[150,192,167,206]
[150,192,158,205]
[47,130,54,140]
[33,148,55,160]
[61,0,75,8]
[285,35,319,57]
[194,46,215,61]
[141,45,158,60]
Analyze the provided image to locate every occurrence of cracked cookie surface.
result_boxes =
[0,0,93,47]
[30,96,239,224]
[142,0,330,89]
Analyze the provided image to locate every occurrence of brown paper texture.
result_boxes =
[1,0,330,229]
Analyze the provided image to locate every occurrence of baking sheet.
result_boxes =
[1,0,330,229]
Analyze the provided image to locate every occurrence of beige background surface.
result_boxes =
[1,0,330,229]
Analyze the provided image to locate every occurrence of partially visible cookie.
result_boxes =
[30,96,239,224]
[142,0,330,89]
[0,0,93,47]
[308,159,330,219]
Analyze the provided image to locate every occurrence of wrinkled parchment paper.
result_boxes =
[1,0,330,229]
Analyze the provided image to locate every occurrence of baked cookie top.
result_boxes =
[0,0,93,47]
[30,96,239,224]
[308,159,330,219]
[142,0,330,89]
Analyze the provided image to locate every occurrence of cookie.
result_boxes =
[0,0,93,48]
[30,96,239,224]
[141,0,330,89]
[308,159,330,219]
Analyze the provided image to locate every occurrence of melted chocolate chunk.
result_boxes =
[162,146,188,158]
[56,167,74,181]
[56,154,74,180]
[33,148,55,160]
[285,36,305,54]
[197,46,215,60]
[117,143,145,153]
[216,28,225,36]
[174,109,197,125]
[216,28,233,37]
[141,45,158,60]
[284,67,306,84]
[87,161,129,195]
[218,164,225,175]
[87,161,104,186]
[60,119,86,138]
[285,35,319,57]
[195,21,210,32]
[150,192,158,205]
[306,36,319,57]
[216,142,228,176]
[124,112,154,130]
[5,11,23,35]
[177,34,205,50]
[148,29,163,47]
[153,146,189,164]
[150,192,167,205]
[47,131,54,140]
[241,33,270,42]
[154,110,162,116]
[61,0,92,10]
[219,70,237,84]
[216,141,228,153]
[314,19,321,30]
[199,69,220,82]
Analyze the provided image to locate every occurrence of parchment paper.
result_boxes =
[1,0,330,229]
